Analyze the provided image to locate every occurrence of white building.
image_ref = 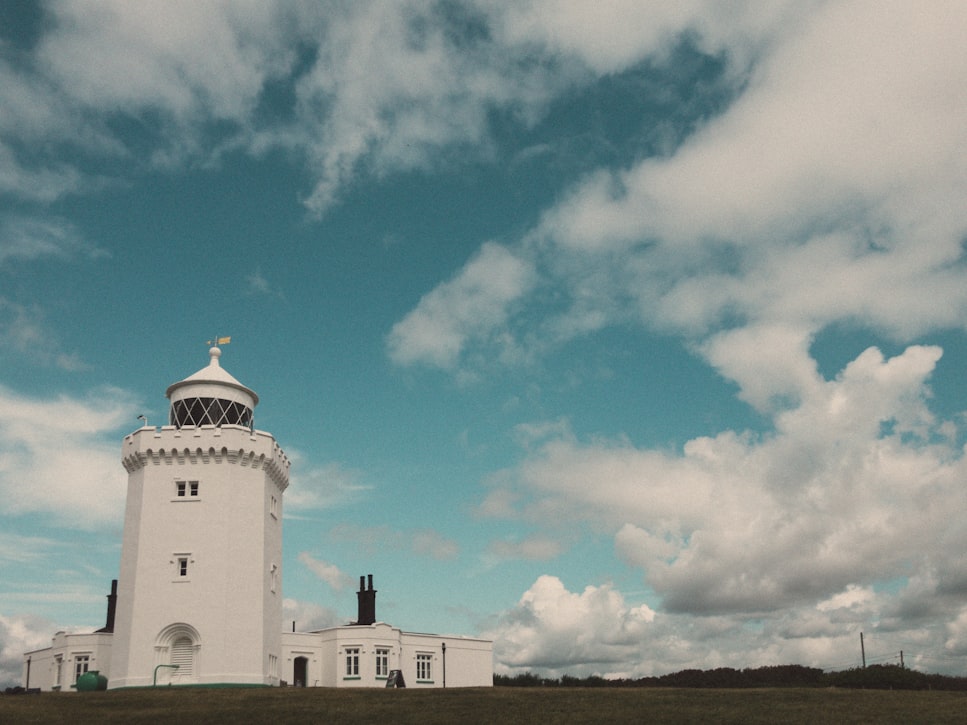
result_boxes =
[23,347,492,690]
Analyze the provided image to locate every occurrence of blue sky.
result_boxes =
[3,0,967,685]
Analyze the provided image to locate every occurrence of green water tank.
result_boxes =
[76,670,108,692]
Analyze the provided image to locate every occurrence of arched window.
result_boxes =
[155,623,201,684]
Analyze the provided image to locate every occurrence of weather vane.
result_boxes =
[207,335,232,347]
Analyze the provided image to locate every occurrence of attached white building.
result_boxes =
[23,346,492,690]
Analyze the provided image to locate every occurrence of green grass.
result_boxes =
[3,686,966,724]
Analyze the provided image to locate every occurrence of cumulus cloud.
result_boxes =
[476,344,967,673]
[0,385,134,526]
[0,613,59,688]
[485,575,946,677]
[485,575,655,676]
[485,346,957,615]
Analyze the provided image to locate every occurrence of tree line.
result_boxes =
[494,664,967,691]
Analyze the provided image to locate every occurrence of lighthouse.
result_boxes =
[108,345,290,688]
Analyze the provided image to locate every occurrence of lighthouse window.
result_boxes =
[172,553,192,580]
[174,480,199,499]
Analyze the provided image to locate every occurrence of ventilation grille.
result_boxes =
[171,637,194,677]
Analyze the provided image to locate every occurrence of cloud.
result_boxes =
[485,575,655,676]
[387,242,536,369]
[486,574,957,677]
[0,215,105,266]
[283,597,343,632]
[283,456,372,512]
[485,345,962,618]
[487,536,565,562]
[390,1,967,385]
[329,523,460,561]
[411,529,460,561]
[0,613,58,688]
[0,298,86,371]
[1,1,576,210]
[297,552,354,592]
[0,385,135,527]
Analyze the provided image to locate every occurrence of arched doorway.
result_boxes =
[293,657,308,687]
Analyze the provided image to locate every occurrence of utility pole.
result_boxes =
[900,650,904,669]
[860,632,866,668]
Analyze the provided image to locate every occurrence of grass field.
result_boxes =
[2,686,966,724]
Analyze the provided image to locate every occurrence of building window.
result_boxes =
[345,648,360,678]
[54,655,63,689]
[175,480,199,498]
[416,653,433,682]
[269,654,278,678]
[74,654,91,683]
[376,648,390,678]
[172,553,192,580]
[270,495,278,519]
[270,563,278,593]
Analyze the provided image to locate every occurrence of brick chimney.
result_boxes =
[95,579,118,633]
[355,574,376,625]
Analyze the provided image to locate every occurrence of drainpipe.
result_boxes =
[153,664,179,686]
[441,642,446,689]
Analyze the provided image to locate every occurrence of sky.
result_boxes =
[2,0,967,686]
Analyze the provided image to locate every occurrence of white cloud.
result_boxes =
[297,552,353,592]
[486,574,956,676]
[0,215,103,266]
[283,597,343,632]
[485,575,655,676]
[412,529,460,561]
[484,345,965,620]
[0,385,135,527]
[0,613,58,688]
[0,299,85,371]
[283,455,371,512]
[387,242,536,369]
[391,1,967,387]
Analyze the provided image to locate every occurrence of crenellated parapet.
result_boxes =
[122,424,290,491]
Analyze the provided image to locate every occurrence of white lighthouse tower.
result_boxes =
[109,345,290,688]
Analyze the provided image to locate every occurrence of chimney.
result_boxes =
[96,580,118,633]
[355,574,377,625]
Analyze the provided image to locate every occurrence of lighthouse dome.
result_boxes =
[165,346,258,428]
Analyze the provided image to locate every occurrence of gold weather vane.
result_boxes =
[207,335,232,346]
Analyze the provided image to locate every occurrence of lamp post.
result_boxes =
[441,642,446,688]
